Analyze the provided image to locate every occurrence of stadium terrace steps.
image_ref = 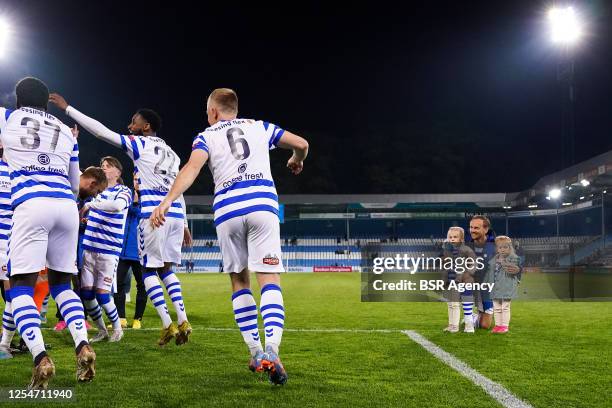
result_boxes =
[188,259,362,268]
[182,235,598,272]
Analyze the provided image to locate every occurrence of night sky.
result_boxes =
[1,0,611,195]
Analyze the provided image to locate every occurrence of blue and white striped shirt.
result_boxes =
[82,184,132,257]
[0,161,12,257]
[0,107,79,208]
[192,119,284,226]
[118,135,184,220]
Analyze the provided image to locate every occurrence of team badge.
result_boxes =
[37,154,50,165]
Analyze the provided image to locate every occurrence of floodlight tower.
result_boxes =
[548,188,562,264]
[548,5,582,167]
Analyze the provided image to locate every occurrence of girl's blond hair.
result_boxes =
[447,226,465,242]
[495,235,516,255]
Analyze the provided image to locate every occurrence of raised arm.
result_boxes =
[49,93,123,148]
[68,166,80,196]
[150,149,208,227]
[276,131,309,175]
[68,132,80,195]
[0,107,11,131]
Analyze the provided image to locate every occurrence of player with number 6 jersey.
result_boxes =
[48,93,193,347]
[150,88,309,385]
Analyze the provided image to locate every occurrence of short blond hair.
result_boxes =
[495,235,512,244]
[447,226,465,242]
[208,88,238,114]
[495,235,515,254]
[82,166,108,191]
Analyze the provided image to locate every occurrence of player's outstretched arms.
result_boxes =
[49,93,123,148]
[150,149,208,228]
[69,160,80,196]
[277,131,309,175]
[68,125,81,195]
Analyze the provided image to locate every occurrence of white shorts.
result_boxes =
[9,198,78,276]
[216,211,284,274]
[81,250,119,292]
[138,217,183,268]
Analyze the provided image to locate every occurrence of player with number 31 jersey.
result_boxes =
[49,93,193,347]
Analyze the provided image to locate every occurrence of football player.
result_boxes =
[151,88,309,385]
[80,156,132,343]
[49,93,192,346]
[0,78,95,388]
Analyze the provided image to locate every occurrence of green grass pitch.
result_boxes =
[0,273,610,407]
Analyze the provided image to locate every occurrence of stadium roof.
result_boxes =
[513,149,612,206]
[534,150,612,189]
[185,194,516,213]
[185,149,612,210]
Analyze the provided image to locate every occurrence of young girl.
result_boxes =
[484,236,521,334]
[442,227,477,333]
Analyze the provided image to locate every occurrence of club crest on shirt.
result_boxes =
[37,154,50,165]
[263,254,280,266]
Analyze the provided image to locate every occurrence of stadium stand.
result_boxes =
[181,232,600,272]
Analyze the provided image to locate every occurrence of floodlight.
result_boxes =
[548,188,562,199]
[548,6,582,45]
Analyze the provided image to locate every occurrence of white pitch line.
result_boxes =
[35,325,531,407]
[402,330,533,408]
